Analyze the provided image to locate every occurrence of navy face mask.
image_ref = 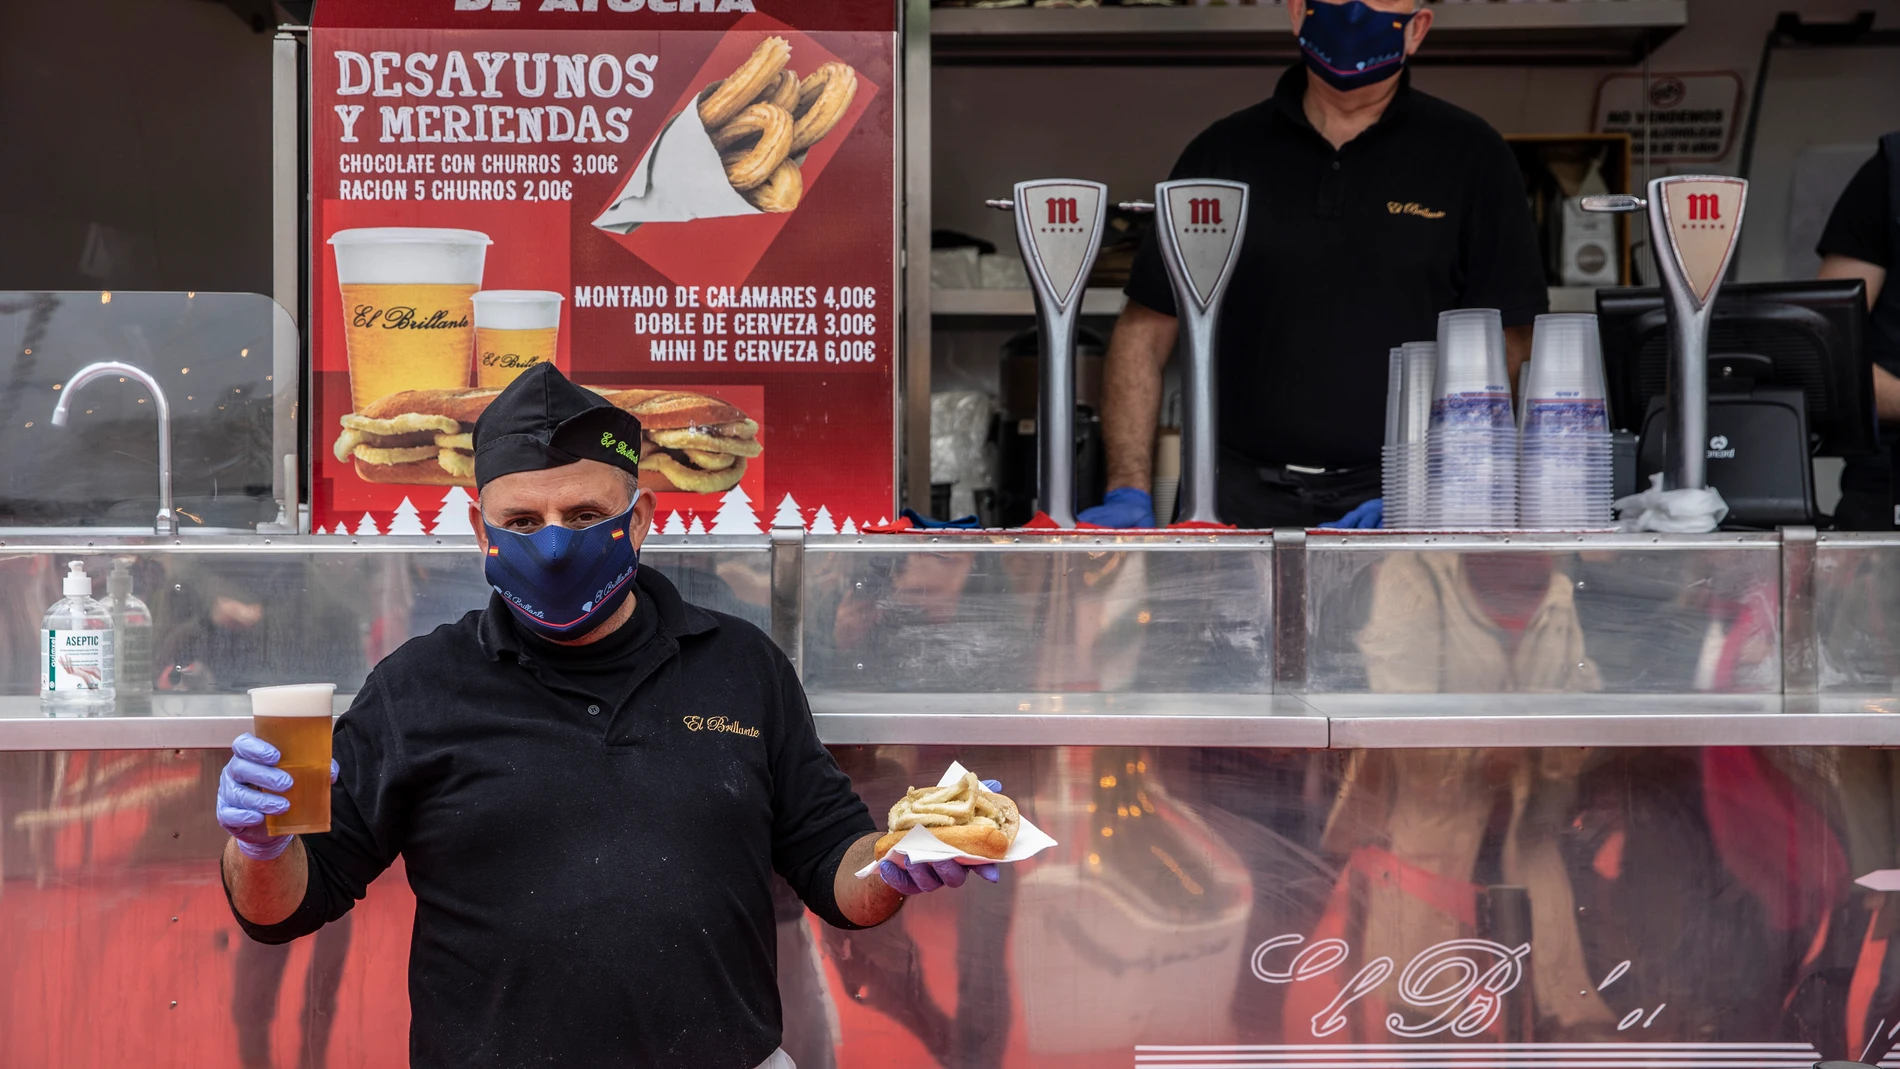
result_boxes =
[1298,0,1414,92]
[483,497,640,639]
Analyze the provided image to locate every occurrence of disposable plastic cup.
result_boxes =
[1435,309,1509,399]
[1385,348,1405,447]
[1399,342,1436,445]
[1526,314,1606,399]
[250,684,337,836]
[1427,425,1519,530]
[1522,313,1610,437]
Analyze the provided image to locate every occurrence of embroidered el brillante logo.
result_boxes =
[682,715,759,738]
[599,431,642,466]
[1388,201,1446,220]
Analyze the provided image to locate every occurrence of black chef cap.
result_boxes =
[472,363,644,490]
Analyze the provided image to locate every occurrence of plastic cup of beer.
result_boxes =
[249,684,337,836]
[328,227,492,412]
[471,290,564,388]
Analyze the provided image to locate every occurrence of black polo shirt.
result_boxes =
[1818,146,1892,272]
[1126,66,1548,471]
[228,565,875,1069]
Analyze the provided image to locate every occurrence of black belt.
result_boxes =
[1255,462,1374,486]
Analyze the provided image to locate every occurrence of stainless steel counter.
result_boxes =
[4,529,1900,750]
[16,529,1900,1069]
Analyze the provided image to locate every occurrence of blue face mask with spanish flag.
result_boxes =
[483,497,640,639]
[1298,0,1414,92]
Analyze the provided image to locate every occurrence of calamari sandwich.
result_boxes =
[334,385,760,493]
[603,388,761,495]
[333,387,502,486]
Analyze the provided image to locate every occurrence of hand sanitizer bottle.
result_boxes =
[41,560,116,717]
[107,558,153,716]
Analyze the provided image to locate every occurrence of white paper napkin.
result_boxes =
[854,761,1058,878]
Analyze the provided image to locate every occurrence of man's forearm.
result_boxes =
[222,836,311,927]
[831,832,904,927]
[1102,301,1180,491]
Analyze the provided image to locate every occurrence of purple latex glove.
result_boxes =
[217,732,338,861]
[877,778,1006,895]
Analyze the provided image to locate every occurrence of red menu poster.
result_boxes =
[309,0,896,537]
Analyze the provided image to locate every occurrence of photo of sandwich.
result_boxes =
[332,385,760,494]
[333,387,501,486]
[602,388,761,495]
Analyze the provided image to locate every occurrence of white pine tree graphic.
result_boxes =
[771,493,804,530]
[808,505,836,535]
[839,517,858,535]
[431,487,476,536]
[354,512,382,537]
[874,516,889,528]
[710,484,763,534]
[386,497,427,535]
[695,515,714,536]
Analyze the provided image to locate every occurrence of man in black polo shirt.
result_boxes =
[1080,0,1547,530]
[214,365,992,1068]
[1817,131,1899,530]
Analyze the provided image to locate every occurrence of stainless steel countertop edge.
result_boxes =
[14,694,1900,750]
[0,535,771,554]
[0,716,264,751]
[1327,713,1900,749]
[810,711,1329,747]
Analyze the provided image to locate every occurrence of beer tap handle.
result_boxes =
[985,198,1015,212]
[1151,179,1249,527]
[1004,179,1110,528]
[1117,201,1155,214]
[1581,194,1648,214]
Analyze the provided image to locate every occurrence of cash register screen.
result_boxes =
[1596,278,1874,458]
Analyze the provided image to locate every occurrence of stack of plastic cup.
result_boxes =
[1427,308,1517,529]
[1381,348,1404,526]
[1381,341,1435,528]
[1518,313,1613,528]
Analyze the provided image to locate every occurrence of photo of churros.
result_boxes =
[693,37,858,215]
[332,385,761,494]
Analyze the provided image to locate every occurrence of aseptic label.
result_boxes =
[42,628,114,692]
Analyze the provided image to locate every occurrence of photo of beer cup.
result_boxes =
[471,290,564,388]
[248,683,337,837]
[329,228,491,412]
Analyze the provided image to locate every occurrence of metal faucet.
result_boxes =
[50,361,176,535]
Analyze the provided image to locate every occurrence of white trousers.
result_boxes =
[755,1049,796,1069]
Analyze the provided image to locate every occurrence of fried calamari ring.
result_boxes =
[742,158,802,213]
[791,62,858,153]
[718,104,794,192]
[697,37,790,131]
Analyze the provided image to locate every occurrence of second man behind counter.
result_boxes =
[1081,0,1548,530]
